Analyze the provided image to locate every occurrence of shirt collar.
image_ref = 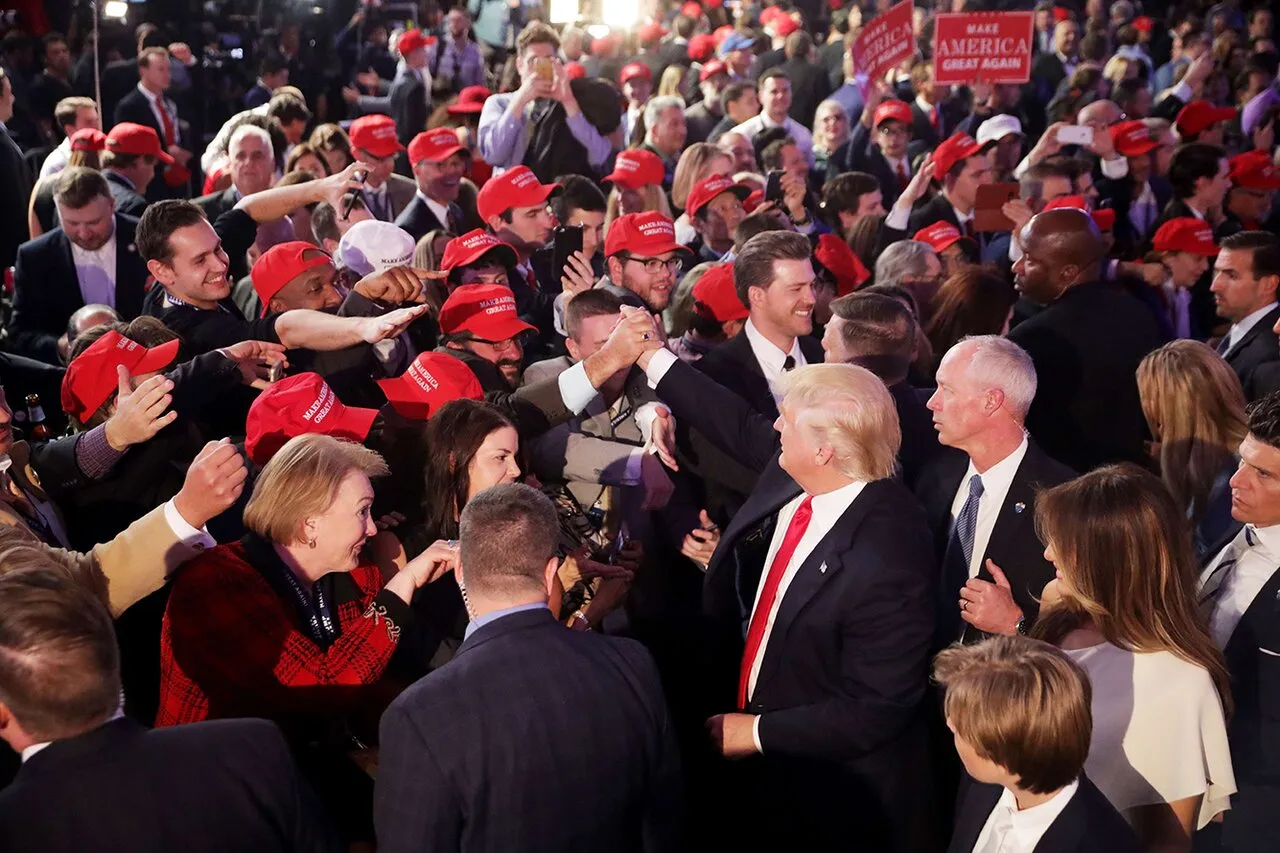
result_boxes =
[418,191,451,225]
[136,82,161,104]
[1231,301,1278,342]
[994,779,1080,848]
[22,708,126,763]
[1247,521,1280,558]
[808,478,869,520]
[915,95,934,114]
[964,436,1029,491]
[464,602,549,639]
[744,317,801,373]
[70,225,117,257]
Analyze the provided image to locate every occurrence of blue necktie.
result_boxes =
[940,474,984,642]
[954,474,985,571]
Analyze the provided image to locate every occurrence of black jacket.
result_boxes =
[0,126,32,270]
[1219,305,1280,402]
[389,67,429,148]
[890,381,941,490]
[947,775,1140,853]
[7,214,148,364]
[105,170,149,217]
[653,355,937,850]
[193,186,239,226]
[780,57,833,128]
[393,193,461,242]
[915,442,1075,646]
[374,608,681,852]
[114,89,185,201]
[1007,281,1167,472]
[827,119,928,209]
[0,717,341,853]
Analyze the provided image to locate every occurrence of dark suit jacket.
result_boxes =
[1096,175,1172,261]
[827,119,928,209]
[654,356,937,850]
[1007,281,1167,472]
[696,330,825,422]
[915,442,1075,646]
[114,89,186,200]
[1204,525,1280,850]
[243,83,272,110]
[1220,305,1280,402]
[780,57,833,128]
[7,214,148,364]
[947,775,1140,853]
[105,170,150,217]
[374,608,681,852]
[1030,52,1069,105]
[0,717,341,853]
[0,127,32,270]
[907,193,985,259]
[193,186,239,226]
[393,192,461,242]
[389,67,429,148]
[891,380,941,489]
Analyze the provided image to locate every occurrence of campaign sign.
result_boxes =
[853,0,915,84]
[933,12,1035,85]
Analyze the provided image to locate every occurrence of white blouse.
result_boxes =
[1064,642,1235,829]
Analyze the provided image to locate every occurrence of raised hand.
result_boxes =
[103,368,177,451]
[172,439,249,529]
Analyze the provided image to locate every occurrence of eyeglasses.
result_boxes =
[624,256,682,275]
[877,125,909,138]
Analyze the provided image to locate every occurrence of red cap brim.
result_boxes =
[134,339,181,375]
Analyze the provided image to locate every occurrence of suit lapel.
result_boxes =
[114,218,144,317]
[1223,305,1280,363]
[947,780,1003,853]
[727,333,779,417]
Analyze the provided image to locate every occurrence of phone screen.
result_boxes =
[764,170,785,203]
[553,225,585,283]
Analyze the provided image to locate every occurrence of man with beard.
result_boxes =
[8,168,149,365]
[1007,208,1166,472]
[395,127,468,241]
[600,212,692,315]
[137,164,427,358]
[438,283,537,391]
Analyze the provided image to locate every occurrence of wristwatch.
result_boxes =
[1014,615,1028,636]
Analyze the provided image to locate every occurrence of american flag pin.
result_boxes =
[1014,502,1026,514]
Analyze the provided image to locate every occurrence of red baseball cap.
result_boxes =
[699,59,729,82]
[408,127,467,165]
[349,114,404,159]
[591,34,619,57]
[932,132,984,180]
[814,233,870,296]
[1052,6,1071,22]
[604,212,692,258]
[1133,15,1153,32]
[71,128,107,153]
[760,7,785,26]
[396,29,436,57]
[105,122,174,164]
[476,165,559,222]
[873,100,913,128]
[693,264,747,324]
[1229,149,1280,190]
[439,283,538,340]
[245,372,379,466]
[620,62,653,86]
[1111,120,1159,156]
[376,352,484,420]
[252,241,334,312]
[772,16,800,37]
[680,1,703,19]
[743,188,764,214]
[688,33,716,62]
[61,330,180,423]
[1042,195,1115,232]
[686,174,752,218]
[637,22,668,45]
[913,221,972,255]
[713,25,735,46]
[1176,101,1237,137]
[446,85,492,116]
[1153,217,1219,256]
[603,149,666,190]
[564,62,586,80]
[440,229,519,273]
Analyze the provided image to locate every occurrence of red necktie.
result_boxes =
[738,496,814,708]
[897,162,910,191]
[526,265,539,292]
[157,98,176,147]
[931,106,942,135]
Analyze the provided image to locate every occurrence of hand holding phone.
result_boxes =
[765,170,785,204]
[1056,125,1094,147]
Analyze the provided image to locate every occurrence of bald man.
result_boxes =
[1007,209,1168,471]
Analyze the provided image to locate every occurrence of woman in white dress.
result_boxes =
[1031,464,1236,853]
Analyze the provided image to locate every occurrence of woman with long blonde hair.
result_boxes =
[1138,340,1247,556]
[1032,465,1235,851]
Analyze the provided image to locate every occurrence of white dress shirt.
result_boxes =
[730,113,815,166]
[971,780,1079,853]
[743,318,807,405]
[38,136,72,180]
[748,479,868,753]
[418,191,452,230]
[1224,301,1279,355]
[70,227,119,309]
[1201,521,1280,648]
[950,438,1028,578]
[136,83,176,144]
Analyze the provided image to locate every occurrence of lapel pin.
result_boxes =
[1014,501,1026,514]
[819,562,827,574]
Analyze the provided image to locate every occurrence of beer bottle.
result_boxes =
[25,394,52,444]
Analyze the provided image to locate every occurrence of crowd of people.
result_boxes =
[0,0,1278,850]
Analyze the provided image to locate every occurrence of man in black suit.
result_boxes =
[113,47,193,201]
[634,342,937,851]
[917,336,1075,648]
[778,32,831,129]
[1212,232,1280,401]
[907,60,966,150]
[935,637,1141,853]
[1008,209,1167,472]
[394,127,467,241]
[1029,18,1079,106]
[375,483,680,852]
[829,89,927,209]
[101,121,163,217]
[823,292,940,488]
[389,29,434,150]
[243,54,287,110]
[8,169,148,365]
[1196,394,1280,853]
[192,123,275,226]
[0,68,32,272]
[0,568,341,853]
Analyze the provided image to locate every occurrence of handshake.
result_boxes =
[582,306,666,386]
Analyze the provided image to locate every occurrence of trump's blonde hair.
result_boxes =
[777,363,901,481]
